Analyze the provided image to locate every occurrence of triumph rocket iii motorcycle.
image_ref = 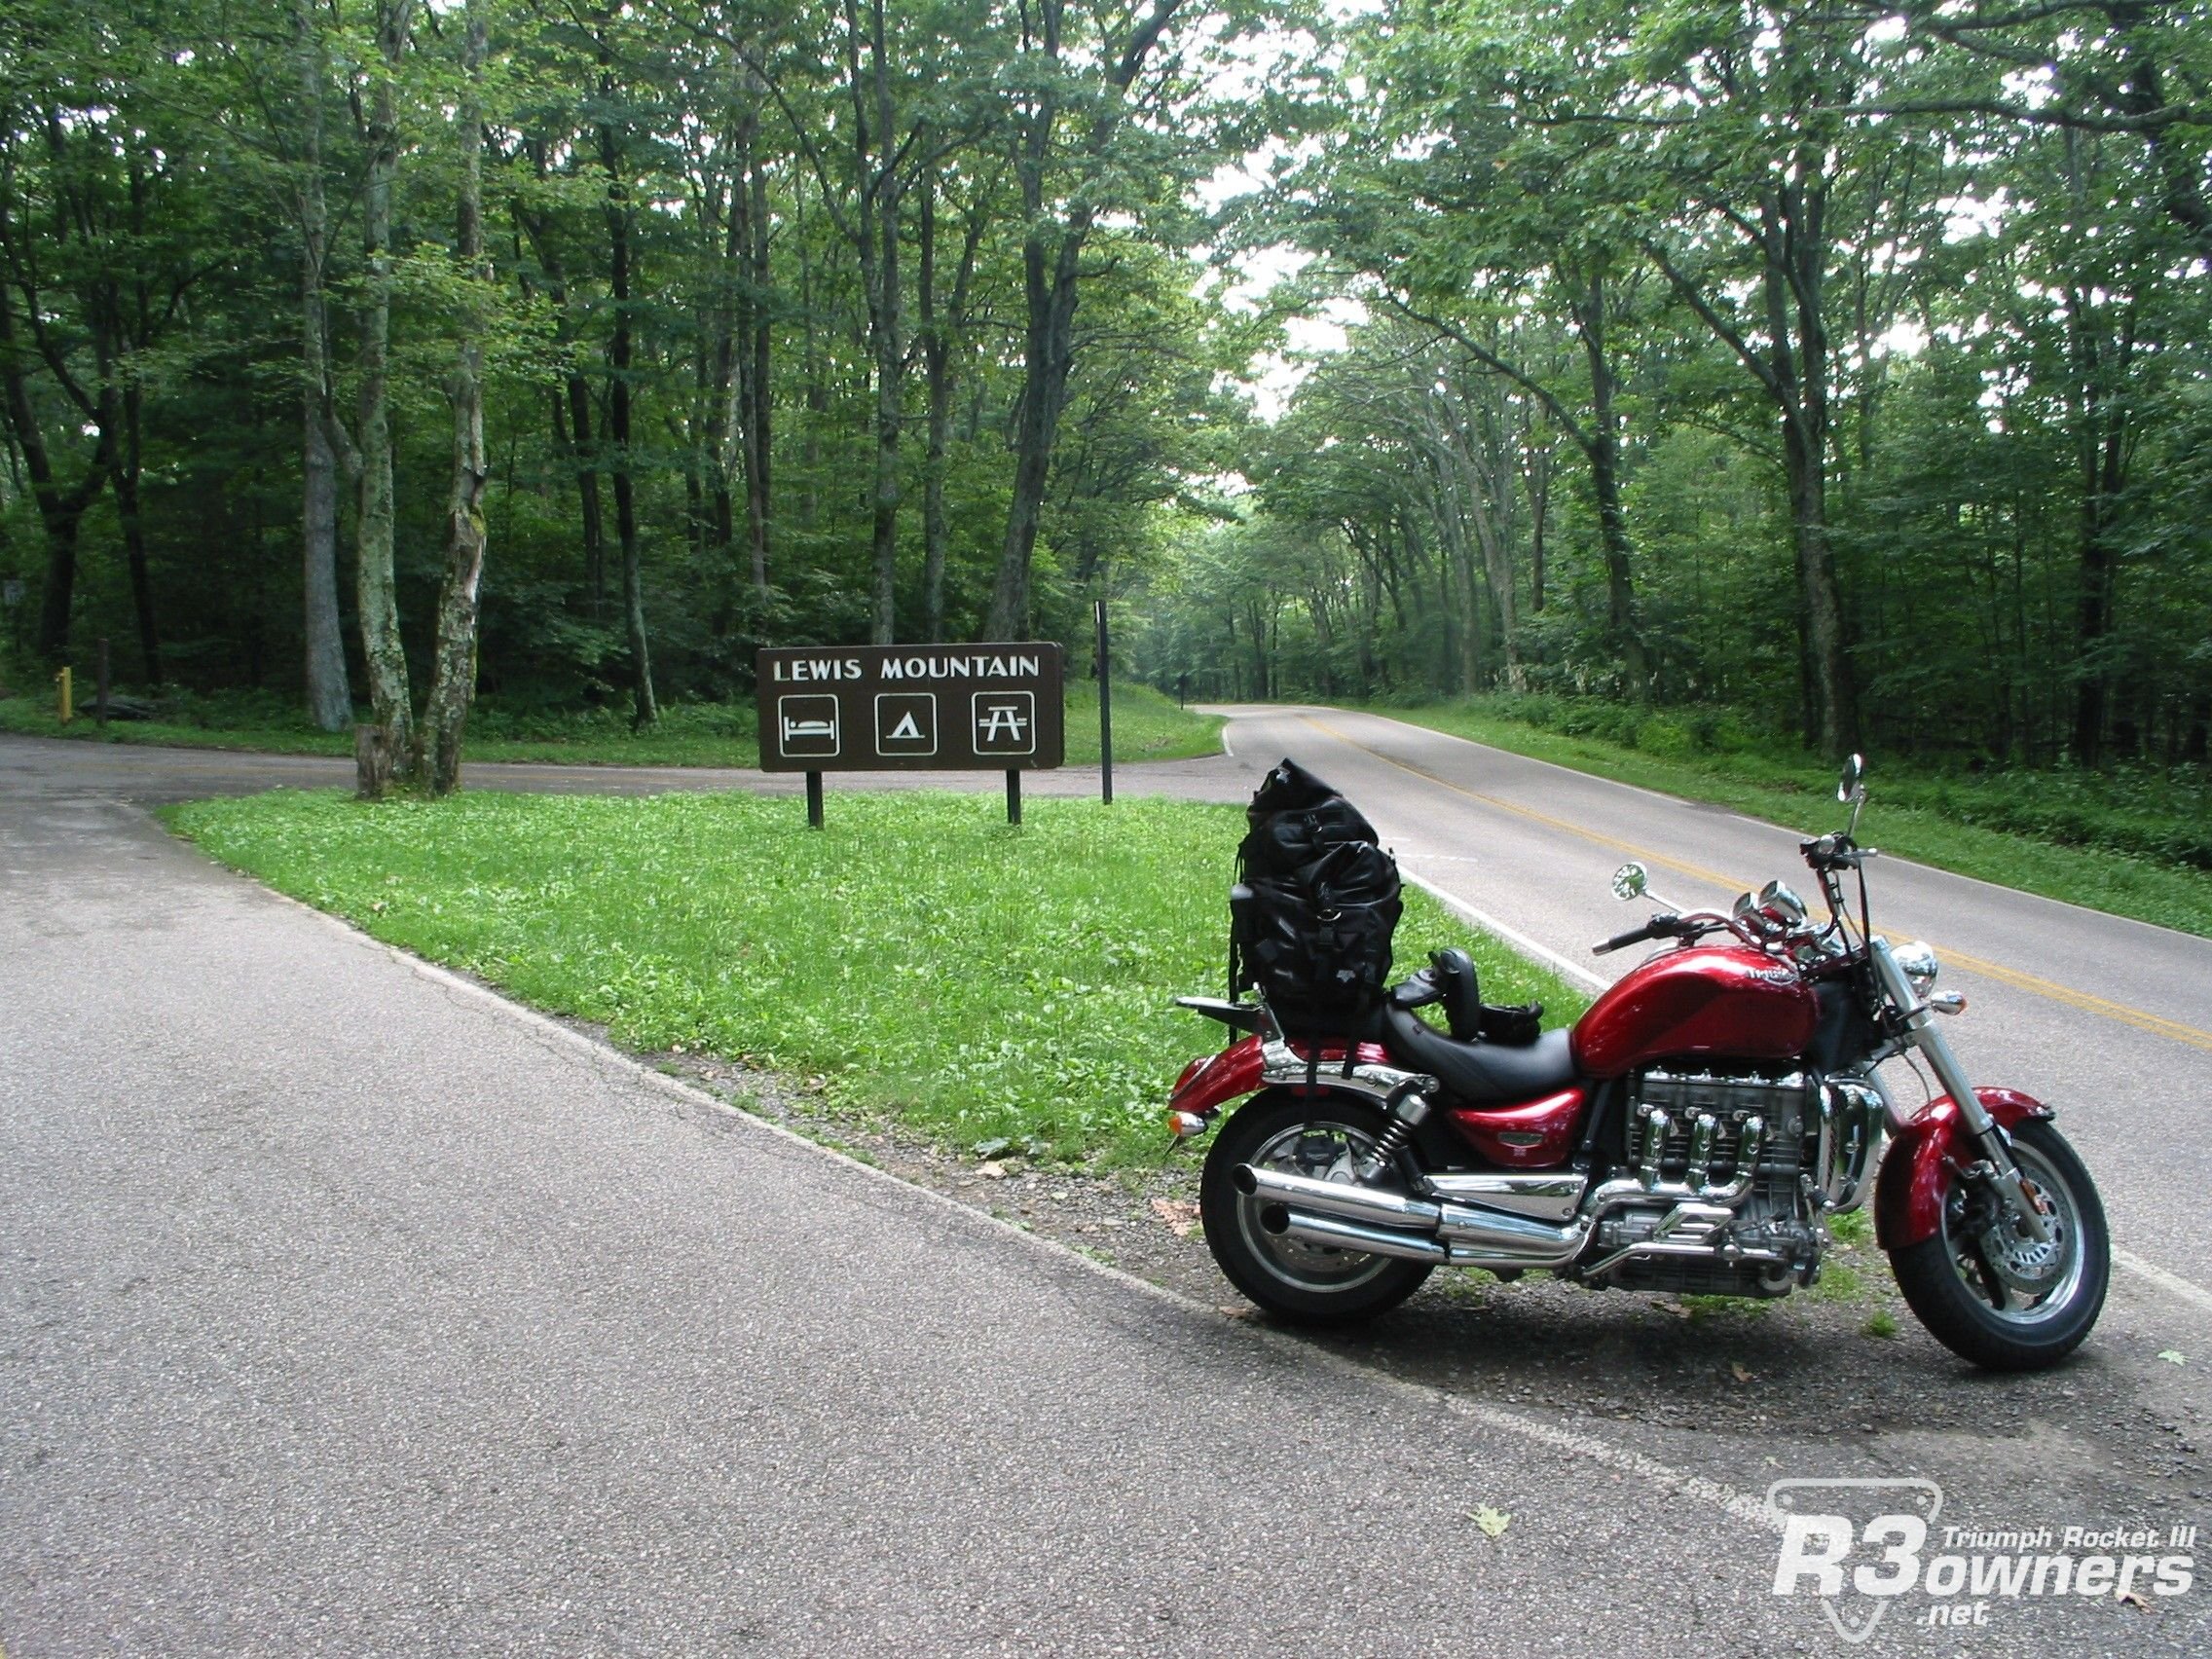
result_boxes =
[1166,756,2109,1371]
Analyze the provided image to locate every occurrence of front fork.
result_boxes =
[1869,938,2052,1244]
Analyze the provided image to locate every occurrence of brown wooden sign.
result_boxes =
[756,644,1065,772]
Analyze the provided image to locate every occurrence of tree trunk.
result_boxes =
[416,0,490,795]
[355,0,415,768]
[114,383,162,683]
[601,116,656,728]
[564,375,605,614]
[298,0,351,732]
[0,279,109,665]
[917,169,984,643]
[988,232,1080,639]
[859,0,903,645]
[1575,281,1646,698]
[2066,288,2132,769]
[740,144,771,602]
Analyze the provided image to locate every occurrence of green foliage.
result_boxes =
[165,790,1588,1163]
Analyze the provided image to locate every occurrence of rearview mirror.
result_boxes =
[1837,753,1866,806]
[1610,862,1648,902]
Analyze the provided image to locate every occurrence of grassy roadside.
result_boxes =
[0,681,1222,769]
[1357,698,2212,940]
[164,790,1586,1167]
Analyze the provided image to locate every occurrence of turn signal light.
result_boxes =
[1929,991,1968,1015]
[1166,1110,1208,1139]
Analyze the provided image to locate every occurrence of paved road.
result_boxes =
[5,723,2211,1654]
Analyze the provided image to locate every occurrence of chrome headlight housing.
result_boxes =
[1893,940,1939,996]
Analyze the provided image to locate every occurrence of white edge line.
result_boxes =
[2114,1249,2212,1318]
[1399,867,1608,993]
[1219,723,1234,757]
[224,850,1777,1535]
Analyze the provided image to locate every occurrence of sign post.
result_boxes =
[756,644,1065,829]
[1094,599,1113,806]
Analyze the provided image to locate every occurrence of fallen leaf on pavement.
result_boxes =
[1469,1505,1510,1540]
[1731,1362,1755,1383]
[1152,1198,1200,1237]
[977,1161,1008,1180]
[2118,1589,2154,1612]
[2157,1350,2188,1365]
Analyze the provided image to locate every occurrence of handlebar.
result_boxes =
[1593,912,1681,956]
[1800,832,1879,871]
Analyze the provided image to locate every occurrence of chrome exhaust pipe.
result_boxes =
[1232,1163,1443,1231]
[1235,1164,1590,1267]
[1263,1206,1450,1263]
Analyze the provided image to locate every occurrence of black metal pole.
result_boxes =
[1095,598,1113,804]
[805,769,824,830]
[95,638,110,726]
[1006,768,1021,826]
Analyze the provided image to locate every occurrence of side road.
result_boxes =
[6,786,1796,1654]
[0,726,1259,808]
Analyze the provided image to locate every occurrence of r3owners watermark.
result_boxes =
[1768,1478,2196,1641]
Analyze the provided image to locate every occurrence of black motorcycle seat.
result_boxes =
[1382,1005,1579,1107]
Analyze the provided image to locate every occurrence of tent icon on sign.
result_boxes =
[874,693,938,757]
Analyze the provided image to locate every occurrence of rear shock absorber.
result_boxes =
[1358,1081,1435,1182]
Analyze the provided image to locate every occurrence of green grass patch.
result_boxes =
[1,681,1220,770]
[163,789,1583,1164]
[1356,695,2212,939]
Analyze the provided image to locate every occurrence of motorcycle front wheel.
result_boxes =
[1888,1118,2109,1372]
[1199,1090,1433,1326]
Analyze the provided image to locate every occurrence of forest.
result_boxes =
[0,0,2207,786]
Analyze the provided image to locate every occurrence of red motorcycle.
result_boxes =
[1168,756,2109,1371]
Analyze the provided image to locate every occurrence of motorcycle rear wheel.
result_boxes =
[1199,1090,1433,1326]
[1888,1118,2108,1372]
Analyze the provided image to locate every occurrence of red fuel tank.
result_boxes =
[1570,944,1818,1078]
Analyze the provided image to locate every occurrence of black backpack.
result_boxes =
[1229,758,1403,1036]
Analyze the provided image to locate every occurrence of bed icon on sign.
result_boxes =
[972,691,1035,757]
[777,694,840,757]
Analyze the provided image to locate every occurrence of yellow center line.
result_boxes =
[1299,714,2212,1056]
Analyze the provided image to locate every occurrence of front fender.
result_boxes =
[1873,1087,2055,1249]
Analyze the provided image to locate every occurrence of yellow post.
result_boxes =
[55,666,72,723]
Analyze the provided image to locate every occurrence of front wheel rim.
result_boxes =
[1940,1139,2089,1327]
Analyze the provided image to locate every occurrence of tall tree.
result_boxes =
[416,0,494,793]
[355,0,417,763]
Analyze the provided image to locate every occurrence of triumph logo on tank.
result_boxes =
[1767,1479,2194,1641]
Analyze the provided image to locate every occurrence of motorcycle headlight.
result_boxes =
[1894,940,1939,996]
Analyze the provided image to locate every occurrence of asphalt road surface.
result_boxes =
[4,719,2211,1654]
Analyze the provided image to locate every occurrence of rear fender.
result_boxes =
[1873,1087,2055,1249]
[1169,1036,1268,1118]
[1166,1037,1402,1123]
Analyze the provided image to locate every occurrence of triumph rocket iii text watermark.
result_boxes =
[1767,1479,2195,1641]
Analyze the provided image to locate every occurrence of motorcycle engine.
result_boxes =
[1592,1068,1825,1297]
